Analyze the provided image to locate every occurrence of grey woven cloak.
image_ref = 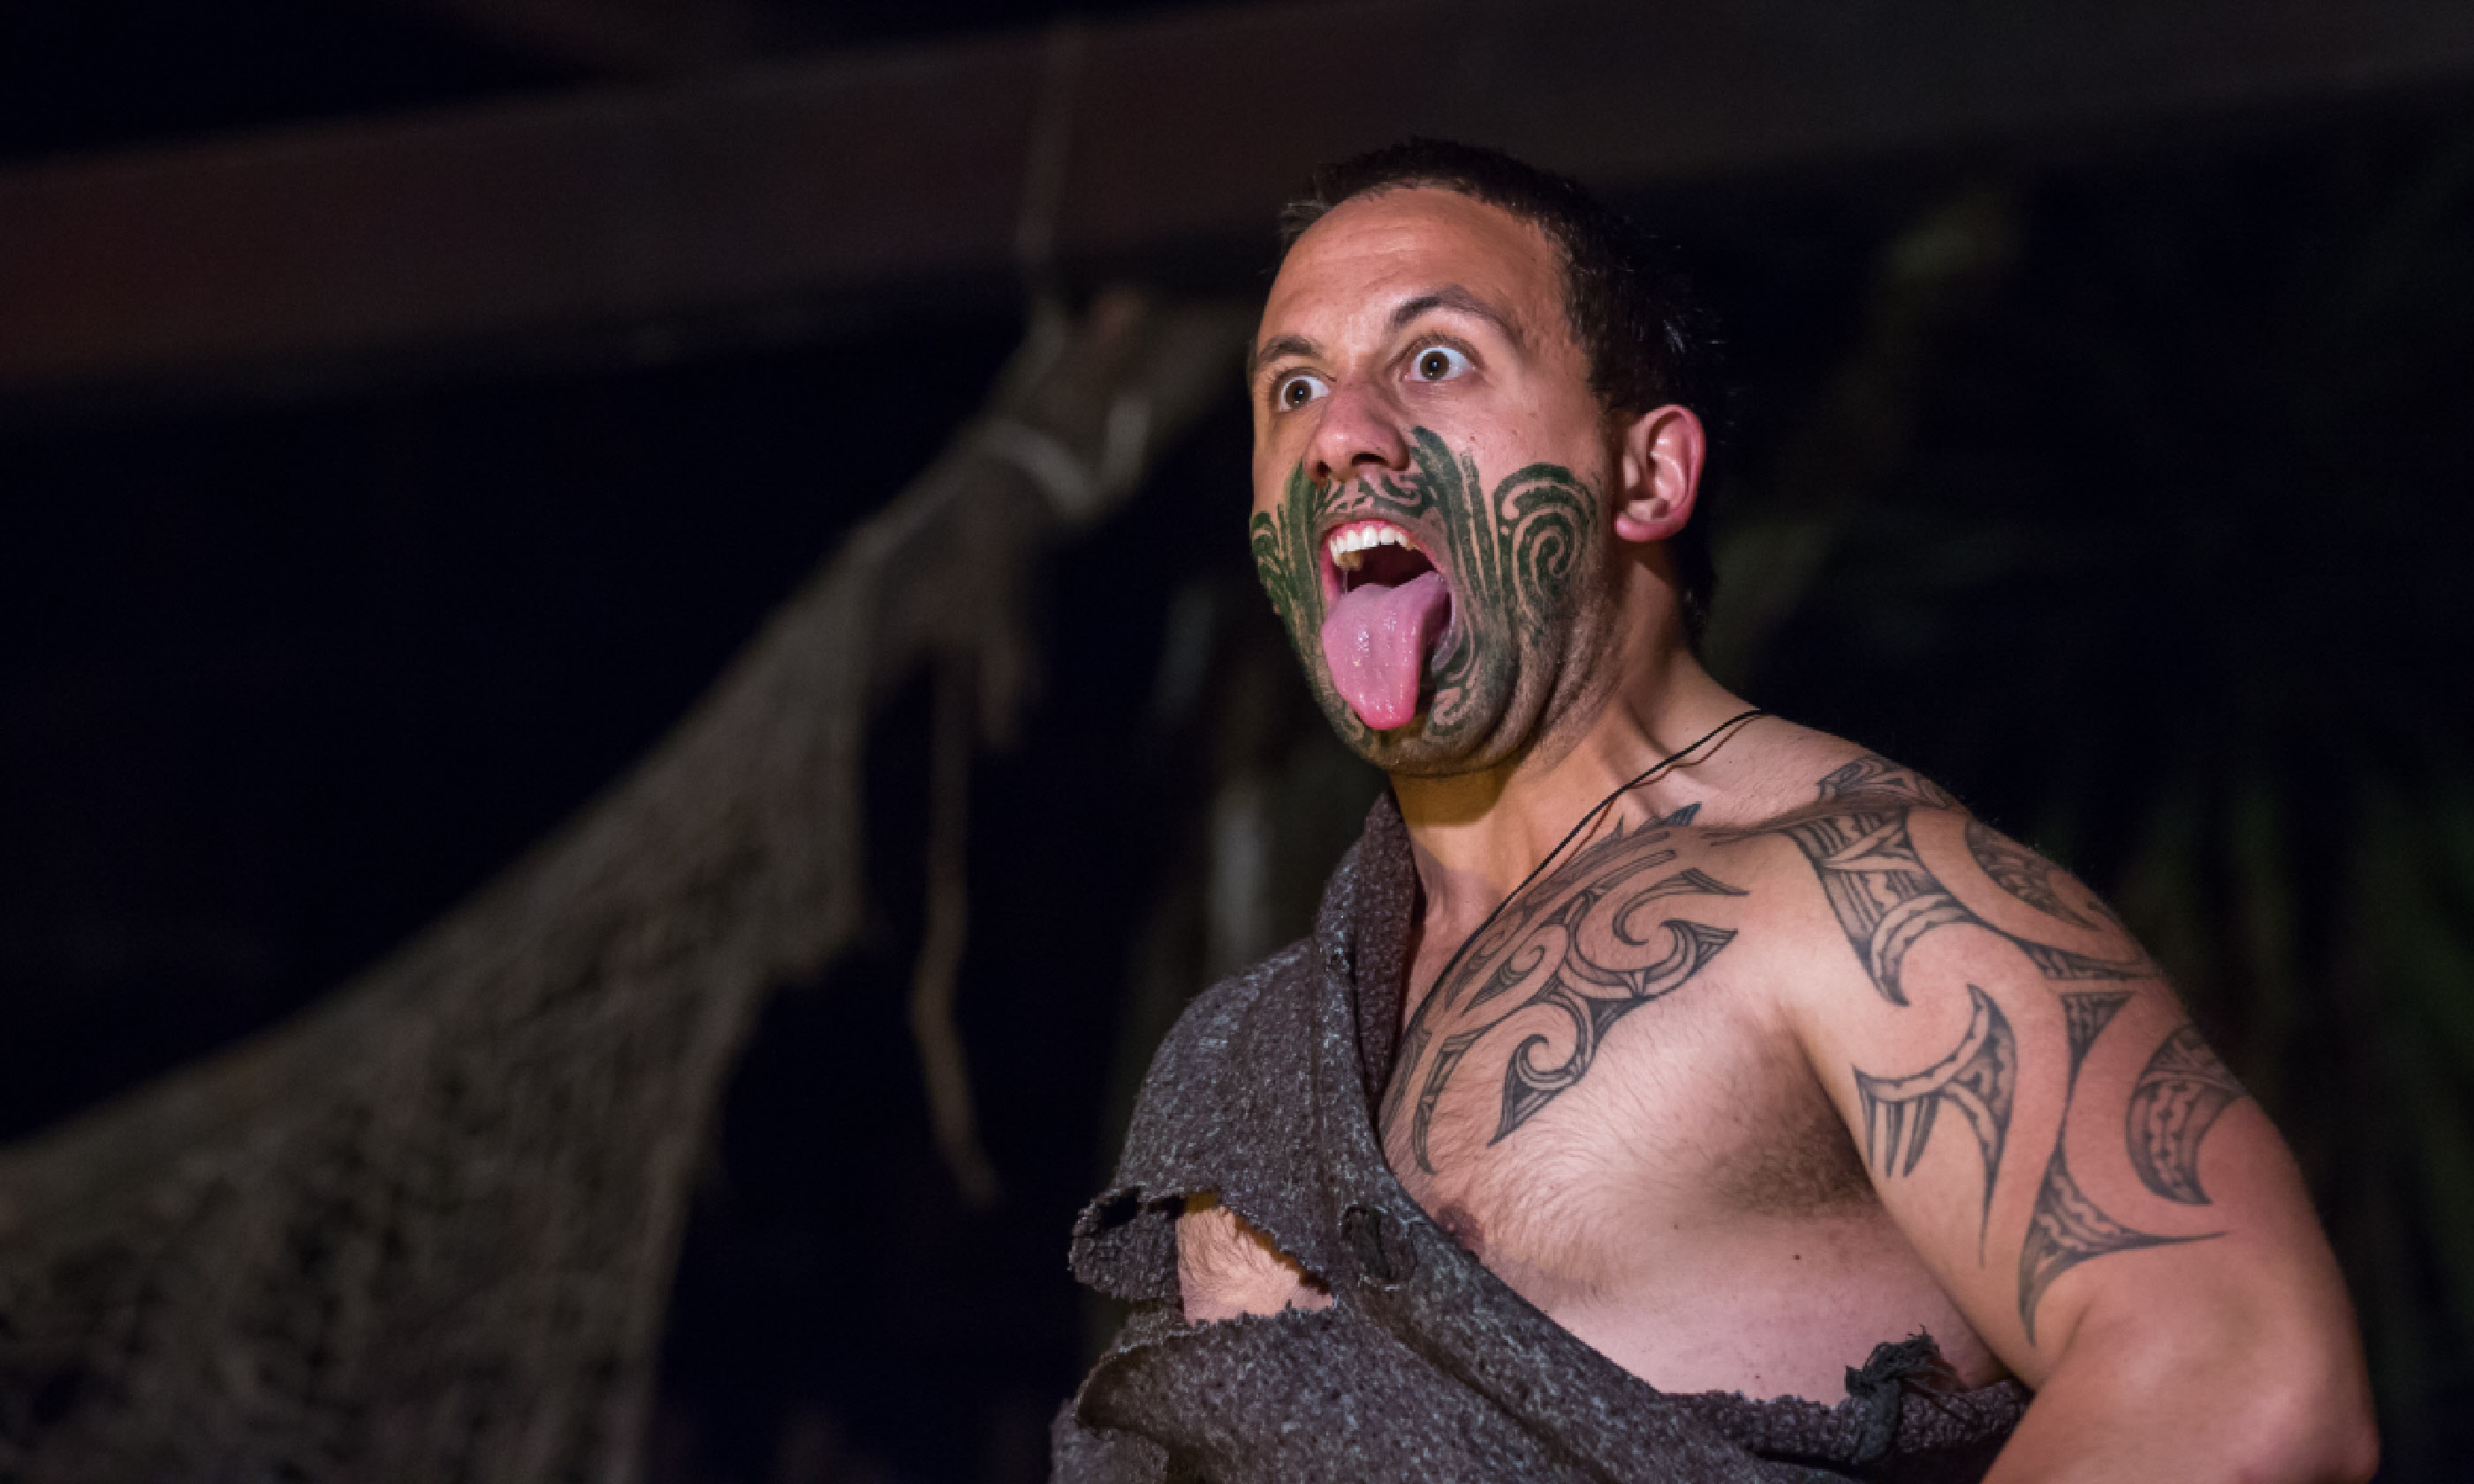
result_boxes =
[1054,795,2030,1482]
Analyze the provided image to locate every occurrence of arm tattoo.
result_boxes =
[2125,1026,2246,1205]
[2059,991,2129,1066]
[1770,762,2209,1340]
[1853,984,2019,1256]
[1725,755,2150,1004]
[1819,753,1960,809]
[1382,816,1744,1174]
[1741,806,1974,1006]
[2010,937,2155,981]
[1964,820,2156,979]
[1964,819,2094,929]
[2016,992,2217,1344]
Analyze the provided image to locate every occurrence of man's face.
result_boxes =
[1248,186,1619,776]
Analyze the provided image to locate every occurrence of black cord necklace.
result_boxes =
[1421,707,1768,998]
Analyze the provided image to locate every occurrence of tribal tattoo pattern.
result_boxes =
[1853,984,2019,1254]
[1376,743,2234,1342]
[1790,757,2222,1333]
[1965,819,2095,930]
[1249,428,1594,757]
[2015,992,2217,1344]
[1248,460,1335,716]
[1966,818,2148,948]
[2125,1026,2247,1205]
[1821,752,1962,810]
[1722,756,2151,1004]
[1737,803,1971,1007]
[1381,810,1743,1174]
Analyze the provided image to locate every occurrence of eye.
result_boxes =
[1410,344,1473,383]
[1273,371,1329,411]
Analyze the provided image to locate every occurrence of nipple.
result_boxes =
[1434,1202,1487,1258]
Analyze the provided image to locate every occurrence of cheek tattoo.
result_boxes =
[1249,426,1596,760]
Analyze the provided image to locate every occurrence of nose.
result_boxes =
[1304,381,1412,488]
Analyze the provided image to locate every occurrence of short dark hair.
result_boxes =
[1279,139,1720,644]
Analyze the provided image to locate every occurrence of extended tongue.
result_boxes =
[1319,569,1453,731]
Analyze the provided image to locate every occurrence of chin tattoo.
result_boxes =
[1248,427,1598,769]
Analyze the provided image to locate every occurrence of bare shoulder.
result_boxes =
[1676,723,1962,849]
[1720,743,1966,835]
[1704,743,2155,1006]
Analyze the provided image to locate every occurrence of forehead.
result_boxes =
[1259,186,1567,350]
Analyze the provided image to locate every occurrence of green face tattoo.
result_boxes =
[1249,426,1600,774]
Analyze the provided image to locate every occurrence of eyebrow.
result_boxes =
[1388,284,1526,350]
[1248,284,1528,382]
[1247,332,1321,382]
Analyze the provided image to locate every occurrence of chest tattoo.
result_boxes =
[1383,806,1746,1175]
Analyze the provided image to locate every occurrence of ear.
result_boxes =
[1608,405,1706,544]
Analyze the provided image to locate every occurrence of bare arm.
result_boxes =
[1759,757,2377,1482]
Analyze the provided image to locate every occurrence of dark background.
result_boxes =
[5,4,2472,1480]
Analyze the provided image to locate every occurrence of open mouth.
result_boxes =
[1317,519,1454,732]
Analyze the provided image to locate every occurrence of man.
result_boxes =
[1054,141,2376,1482]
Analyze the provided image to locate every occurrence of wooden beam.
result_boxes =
[4,0,2471,403]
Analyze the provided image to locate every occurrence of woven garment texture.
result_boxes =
[1056,795,2029,1483]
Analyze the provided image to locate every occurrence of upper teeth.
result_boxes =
[1328,523,1413,572]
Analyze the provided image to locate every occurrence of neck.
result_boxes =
[1391,632,1750,948]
